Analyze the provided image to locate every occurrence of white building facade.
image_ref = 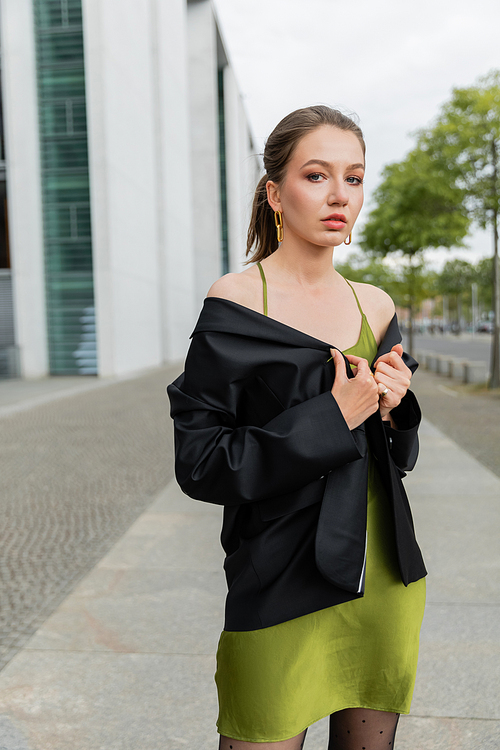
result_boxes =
[0,0,258,378]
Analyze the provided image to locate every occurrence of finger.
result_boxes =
[375,368,411,392]
[351,358,374,382]
[374,367,409,389]
[344,354,371,380]
[374,369,398,386]
[344,354,369,367]
[387,350,409,371]
[330,349,348,382]
[375,360,398,377]
[374,348,405,368]
[374,362,398,383]
[377,382,390,397]
[375,357,410,376]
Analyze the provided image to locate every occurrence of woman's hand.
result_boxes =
[330,349,380,431]
[373,344,412,421]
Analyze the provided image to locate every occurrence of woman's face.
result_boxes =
[267,125,365,248]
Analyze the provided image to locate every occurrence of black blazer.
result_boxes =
[168,298,427,631]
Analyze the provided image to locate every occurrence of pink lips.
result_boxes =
[321,213,347,230]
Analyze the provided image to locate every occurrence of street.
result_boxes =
[404,332,492,362]
[0,366,498,749]
[0,365,179,672]
[409,367,500,478]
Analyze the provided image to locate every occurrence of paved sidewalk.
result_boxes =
[0,416,499,748]
[0,367,173,418]
[0,375,118,417]
[0,366,180,672]
[410,367,500,479]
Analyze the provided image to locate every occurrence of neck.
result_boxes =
[267,239,339,287]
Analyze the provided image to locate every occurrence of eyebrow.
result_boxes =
[300,159,365,170]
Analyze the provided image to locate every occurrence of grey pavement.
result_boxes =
[405,332,492,363]
[0,379,499,748]
[0,374,127,417]
[410,367,500,479]
[0,366,180,671]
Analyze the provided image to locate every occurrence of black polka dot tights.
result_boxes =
[328,708,400,750]
[218,707,400,749]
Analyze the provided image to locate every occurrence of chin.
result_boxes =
[322,235,345,249]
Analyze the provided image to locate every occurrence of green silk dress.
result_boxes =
[215,271,426,743]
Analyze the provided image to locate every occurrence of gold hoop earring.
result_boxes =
[274,211,284,243]
[344,233,352,246]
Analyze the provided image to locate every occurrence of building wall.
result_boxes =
[187,0,222,303]
[0,0,254,379]
[151,0,196,361]
[82,0,163,377]
[33,0,98,376]
[83,0,196,375]
[223,65,259,272]
[0,0,48,377]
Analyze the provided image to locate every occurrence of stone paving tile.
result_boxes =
[0,364,181,672]
[0,430,498,749]
[0,377,111,417]
[25,566,226,655]
[97,510,224,571]
[410,367,500,478]
[413,603,500,720]
[302,715,500,750]
[405,421,500,606]
[1,361,499,748]
[397,716,500,750]
[0,651,218,750]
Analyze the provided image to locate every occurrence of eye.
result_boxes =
[306,172,326,182]
[346,176,364,185]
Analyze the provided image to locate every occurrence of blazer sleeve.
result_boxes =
[383,389,421,472]
[167,335,363,506]
[373,342,421,473]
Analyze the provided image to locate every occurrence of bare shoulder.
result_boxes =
[206,266,262,312]
[350,280,395,317]
[349,280,396,340]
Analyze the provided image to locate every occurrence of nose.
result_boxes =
[328,178,348,206]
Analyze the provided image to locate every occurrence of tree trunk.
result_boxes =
[408,260,415,357]
[489,138,500,388]
[408,302,414,357]
[443,295,448,331]
[490,206,500,387]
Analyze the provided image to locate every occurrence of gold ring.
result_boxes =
[381,386,389,397]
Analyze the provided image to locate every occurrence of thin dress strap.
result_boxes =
[344,278,365,317]
[256,265,362,323]
[256,261,268,317]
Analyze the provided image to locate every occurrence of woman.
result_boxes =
[168,106,426,750]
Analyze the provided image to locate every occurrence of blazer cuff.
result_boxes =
[263,389,364,473]
[383,390,421,471]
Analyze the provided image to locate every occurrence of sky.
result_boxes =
[213,0,500,269]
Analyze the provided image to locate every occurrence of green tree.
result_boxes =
[437,259,476,328]
[476,257,493,311]
[418,70,500,386]
[360,147,468,355]
[334,252,399,297]
[336,253,437,337]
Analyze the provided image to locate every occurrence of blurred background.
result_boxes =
[0,3,499,748]
[1,0,499,383]
[0,0,260,382]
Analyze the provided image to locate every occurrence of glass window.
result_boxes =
[218,68,229,275]
[33,0,97,374]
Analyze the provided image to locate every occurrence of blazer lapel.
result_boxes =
[193,297,330,352]
[372,312,418,374]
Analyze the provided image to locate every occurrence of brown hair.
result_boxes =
[246,105,365,264]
